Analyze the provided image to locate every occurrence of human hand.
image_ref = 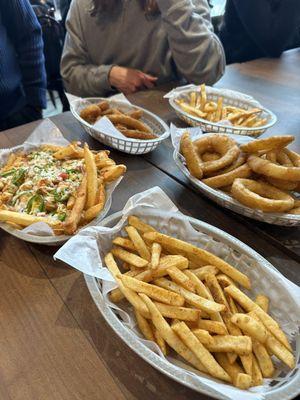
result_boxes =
[108,66,157,94]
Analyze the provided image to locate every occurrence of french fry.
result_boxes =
[105,253,150,318]
[154,278,225,313]
[265,334,295,369]
[128,215,156,234]
[184,270,210,299]
[176,101,207,118]
[189,92,196,107]
[100,165,126,183]
[0,209,62,228]
[154,302,201,322]
[252,339,274,378]
[252,355,264,386]
[125,226,151,261]
[111,246,148,268]
[84,182,106,222]
[197,320,227,335]
[150,243,161,269]
[214,353,252,389]
[215,97,223,121]
[53,144,79,160]
[120,275,185,306]
[64,174,87,234]
[216,274,235,288]
[205,335,252,355]
[172,321,231,382]
[167,266,196,292]
[143,232,251,289]
[200,84,207,111]
[140,294,207,373]
[205,273,230,311]
[192,265,219,279]
[231,313,268,343]
[255,294,269,313]
[192,328,213,345]
[180,132,203,179]
[112,237,136,252]
[135,309,155,341]
[84,144,98,209]
[153,327,167,355]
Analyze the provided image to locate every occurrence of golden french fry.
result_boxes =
[214,353,252,389]
[153,327,167,355]
[189,92,196,107]
[128,215,156,234]
[197,319,227,335]
[255,294,269,313]
[140,294,207,373]
[150,242,161,269]
[100,165,126,183]
[143,232,251,289]
[252,339,274,378]
[167,266,196,292]
[66,195,75,210]
[200,84,207,111]
[105,253,150,318]
[176,100,207,118]
[111,246,148,268]
[192,265,219,279]
[0,209,62,228]
[84,144,98,209]
[172,321,231,382]
[95,158,115,169]
[64,174,87,234]
[192,328,213,345]
[205,273,230,310]
[120,275,185,306]
[112,237,136,252]
[216,274,235,288]
[155,278,225,313]
[135,309,155,341]
[231,313,268,343]
[154,302,201,322]
[265,335,295,369]
[184,270,210,299]
[252,355,263,386]
[215,97,223,121]
[84,182,106,222]
[125,226,151,261]
[180,132,203,179]
[53,144,79,160]
[206,335,252,355]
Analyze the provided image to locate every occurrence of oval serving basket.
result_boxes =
[173,151,300,226]
[169,87,277,137]
[71,97,170,155]
[84,209,300,400]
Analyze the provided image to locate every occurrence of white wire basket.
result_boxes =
[168,86,277,137]
[71,97,170,155]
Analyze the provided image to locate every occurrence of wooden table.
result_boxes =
[1,50,299,400]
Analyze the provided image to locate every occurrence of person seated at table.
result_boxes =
[0,0,47,131]
[219,0,300,64]
[60,0,225,97]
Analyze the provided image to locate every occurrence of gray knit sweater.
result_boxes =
[61,0,225,97]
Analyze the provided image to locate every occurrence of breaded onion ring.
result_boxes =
[202,164,252,188]
[194,134,240,173]
[200,152,220,162]
[265,177,298,191]
[240,136,294,154]
[180,132,203,179]
[205,153,247,178]
[231,179,295,212]
[248,154,300,181]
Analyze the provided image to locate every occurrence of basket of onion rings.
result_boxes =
[171,127,300,226]
[167,84,277,138]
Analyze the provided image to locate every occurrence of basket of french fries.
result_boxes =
[70,97,169,155]
[171,125,300,226]
[0,119,126,245]
[167,84,277,137]
[55,187,300,400]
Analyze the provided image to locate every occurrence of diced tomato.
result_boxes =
[58,172,68,180]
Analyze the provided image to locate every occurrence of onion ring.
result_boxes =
[248,154,300,181]
[202,164,252,188]
[205,153,247,178]
[231,179,295,212]
[200,152,220,162]
[194,135,240,173]
[265,177,298,191]
[240,135,294,154]
[289,207,300,215]
[180,132,203,179]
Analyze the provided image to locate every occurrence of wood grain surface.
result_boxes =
[0,50,299,400]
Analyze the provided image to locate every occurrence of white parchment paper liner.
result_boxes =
[0,119,122,242]
[54,187,300,400]
[170,124,300,226]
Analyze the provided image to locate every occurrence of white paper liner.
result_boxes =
[170,124,300,226]
[0,119,122,243]
[55,187,300,400]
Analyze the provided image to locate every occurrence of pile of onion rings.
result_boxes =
[180,133,300,214]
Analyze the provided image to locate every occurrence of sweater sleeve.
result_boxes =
[232,0,300,57]
[2,0,47,108]
[60,1,113,97]
[157,0,225,85]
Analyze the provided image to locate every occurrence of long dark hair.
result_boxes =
[91,0,159,17]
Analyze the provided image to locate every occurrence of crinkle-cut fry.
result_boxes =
[109,255,189,303]
[214,353,252,389]
[154,302,201,322]
[252,339,274,378]
[192,265,219,279]
[125,226,151,261]
[224,285,291,351]
[135,309,155,342]
[192,328,213,345]
[128,215,156,234]
[172,321,231,382]
[111,246,148,268]
[140,294,207,373]
[107,114,151,133]
[180,132,203,179]
[167,266,196,292]
[153,326,167,355]
[100,164,126,183]
[112,237,136,252]
[197,320,227,335]
[105,253,150,318]
[255,294,269,313]
[144,232,251,289]
[150,242,161,269]
[154,278,225,313]
[120,274,185,306]
[84,182,106,222]
[64,174,87,235]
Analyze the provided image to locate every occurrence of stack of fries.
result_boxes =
[175,84,267,128]
[105,216,295,389]
[0,142,126,235]
[80,101,157,140]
